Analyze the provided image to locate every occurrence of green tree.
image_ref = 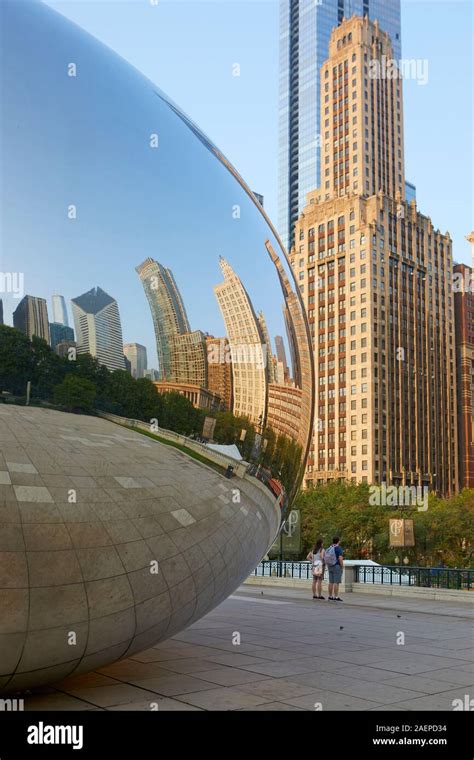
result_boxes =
[30,336,66,399]
[0,325,34,395]
[295,482,474,567]
[133,378,164,423]
[160,392,203,435]
[71,353,110,396]
[53,375,96,412]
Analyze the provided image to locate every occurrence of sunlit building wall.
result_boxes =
[294,17,457,495]
[454,248,474,489]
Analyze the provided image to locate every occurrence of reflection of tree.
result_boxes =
[212,411,256,461]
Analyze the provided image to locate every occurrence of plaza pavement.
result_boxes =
[19,583,473,711]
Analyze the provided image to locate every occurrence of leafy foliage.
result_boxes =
[53,375,96,412]
[296,482,474,567]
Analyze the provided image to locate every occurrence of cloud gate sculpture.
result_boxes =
[0,0,313,692]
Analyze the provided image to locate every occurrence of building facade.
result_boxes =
[454,239,474,489]
[136,258,190,381]
[214,257,267,428]
[274,335,289,381]
[278,0,401,251]
[153,381,220,412]
[267,383,304,444]
[293,16,457,495]
[71,286,126,372]
[257,311,277,384]
[123,342,148,379]
[13,295,50,343]
[206,336,233,411]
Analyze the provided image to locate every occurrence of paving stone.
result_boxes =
[173,686,272,710]
[187,667,271,687]
[128,674,222,697]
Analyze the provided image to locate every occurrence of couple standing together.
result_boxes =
[306,537,344,602]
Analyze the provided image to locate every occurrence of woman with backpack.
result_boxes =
[306,539,326,599]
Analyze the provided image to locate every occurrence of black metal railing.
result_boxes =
[252,561,474,590]
[355,565,473,590]
[253,560,313,579]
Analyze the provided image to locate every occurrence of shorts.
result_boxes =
[328,564,342,584]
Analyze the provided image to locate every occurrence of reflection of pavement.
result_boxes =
[21,584,473,711]
[0,406,279,693]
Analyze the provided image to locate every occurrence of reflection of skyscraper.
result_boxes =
[71,287,126,372]
[56,341,76,359]
[265,240,313,453]
[144,369,160,381]
[13,295,50,343]
[257,311,276,384]
[275,335,289,381]
[136,258,190,380]
[50,322,74,351]
[0,299,3,325]
[123,343,148,379]
[51,295,69,326]
[206,336,233,411]
[169,331,208,387]
[266,242,311,393]
[214,257,267,428]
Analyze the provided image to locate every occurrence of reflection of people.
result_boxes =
[325,536,344,602]
[306,539,325,600]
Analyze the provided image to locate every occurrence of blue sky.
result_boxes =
[44,0,473,265]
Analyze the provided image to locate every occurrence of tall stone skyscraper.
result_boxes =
[278,0,402,251]
[293,16,457,495]
[454,235,474,489]
[13,295,50,344]
[71,286,126,372]
[214,257,267,428]
[136,258,191,381]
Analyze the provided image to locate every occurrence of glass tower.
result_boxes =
[278,0,401,251]
[51,294,69,326]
